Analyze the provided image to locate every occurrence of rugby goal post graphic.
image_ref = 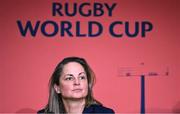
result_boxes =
[117,63,169,113]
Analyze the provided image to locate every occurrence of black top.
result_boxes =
[37,104,114,113]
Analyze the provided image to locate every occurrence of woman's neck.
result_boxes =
[62,98,85,114]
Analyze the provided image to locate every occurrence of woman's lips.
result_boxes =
[72,89,83,92]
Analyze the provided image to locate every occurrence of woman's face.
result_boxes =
[56,62,88,99]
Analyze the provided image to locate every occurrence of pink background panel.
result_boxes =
[0,0,179,113]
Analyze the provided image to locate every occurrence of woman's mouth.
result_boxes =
[72,89,83,92]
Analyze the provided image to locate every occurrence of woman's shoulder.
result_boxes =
[83,104,115,113]
[37,109,53,114]
[37,109,45,113]
[37,104,115,114]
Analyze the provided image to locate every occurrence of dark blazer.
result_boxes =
[38,104,114,113]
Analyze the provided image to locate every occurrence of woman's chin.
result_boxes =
[68,94,87,100]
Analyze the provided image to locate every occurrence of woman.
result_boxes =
[38,57,114,114]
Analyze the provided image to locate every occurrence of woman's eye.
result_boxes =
[65,77,73,80]
[79,76,86,80]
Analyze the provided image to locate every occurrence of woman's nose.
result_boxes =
[73,78,80,85]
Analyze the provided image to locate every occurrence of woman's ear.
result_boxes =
[54,84,61,94]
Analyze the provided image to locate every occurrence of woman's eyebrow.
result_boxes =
[79,72,86,75]
[63,72,86,76]
[64,74,74,77]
